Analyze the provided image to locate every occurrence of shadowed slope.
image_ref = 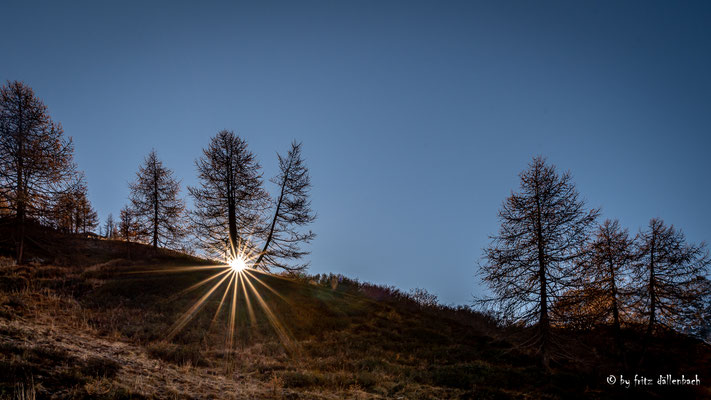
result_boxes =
[0,227,709,399]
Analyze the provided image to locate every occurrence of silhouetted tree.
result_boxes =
[409,287,439,308]
[253,142,316,272]
[128,150,186,249]
[480,156,599,367]
[78,191,99,234]
[118,204,142,259]
[632,219,710,338]
[52,190,78,233]
[51,178,98,234]
[0,81,76,262]
[118,205,142,242]
[189,130,268,260]
[104,213,117,239]
[567,219,633,360]
[692,277,711,342]
[551,286,609,330]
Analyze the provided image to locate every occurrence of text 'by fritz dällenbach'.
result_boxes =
[606,374,701,388]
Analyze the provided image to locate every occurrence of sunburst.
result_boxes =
[141,237,297,355]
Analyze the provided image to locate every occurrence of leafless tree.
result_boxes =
[118,204,143,259]
[409,287,439,308]
[52,190,80,234]
[0,81,76,262]
[480,156,599,367]
[78,192,99,234]
[189,130,268,260]
[566,219,633,359]
[104,213,117,239]
[253,141,316,272]
[128,150,186,249]
[118,204,142,242]
[692,277,711,342]
[632,219,710,338]
[51,177,98,234]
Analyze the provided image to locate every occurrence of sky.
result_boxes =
[2,1,710,305]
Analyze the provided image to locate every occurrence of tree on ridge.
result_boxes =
[253,141,316,272]
[480,156,599,367]
[0,81,76,262]
[189,130,268,260]
[128,150,186,249]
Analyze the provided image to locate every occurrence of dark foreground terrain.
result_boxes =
[0,225,709,399]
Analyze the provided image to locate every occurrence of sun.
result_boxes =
[229,256,247,272]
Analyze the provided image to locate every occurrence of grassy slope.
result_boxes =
[0,227,709,399]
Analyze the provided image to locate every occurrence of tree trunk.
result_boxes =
[608,255,626,367]
[534,188,550,369]
[646,235,656,338]
[639,233,656,367]
[152,165,159,249]
[15,107,25,264]
[227,198,237,258]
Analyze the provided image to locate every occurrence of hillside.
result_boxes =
[0,226,709,399]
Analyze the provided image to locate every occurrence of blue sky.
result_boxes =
[2,1,710,305]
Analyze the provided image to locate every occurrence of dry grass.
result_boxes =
[0,230,709,399]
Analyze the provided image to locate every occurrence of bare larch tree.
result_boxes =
[573,219,633,359]
[128,150,186,249]
[632,218,710,338]
[118,204,142,243]
[189,130,268,260]
[103,213,117,239]
[0,81,76,262]
[51,177,98,234]
[481,156,599,367]
[253,141,316,272]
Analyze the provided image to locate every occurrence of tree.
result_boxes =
[632,219,710,338]
[409,287,439,308]
[0,81,76,262]
[128,150,186,249]
[567,219,633,359]
[480,156,599,367]
[253,142,316,272]
[687,276,711,343]
[104,213,117,239]
[77,189,99,234]
[50,177,98,234]
[52,191,78,233]
[118,204,143,259]
[189,130,268,260]
[118,205,142,242]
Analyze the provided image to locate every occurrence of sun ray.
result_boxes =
[242,273,296,353]
[126,264,228,275]
[166,270,232,341]
[169,268,232,301]
[153,233,304,361]
[210,271,236,330]
[228,270,239,350]
[238,273,257,326]
[243,269,292,305]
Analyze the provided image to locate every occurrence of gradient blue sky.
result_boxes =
[2,1,710,305]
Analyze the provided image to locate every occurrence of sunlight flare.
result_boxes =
[157,235,297,357]
[229,255,247,272]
